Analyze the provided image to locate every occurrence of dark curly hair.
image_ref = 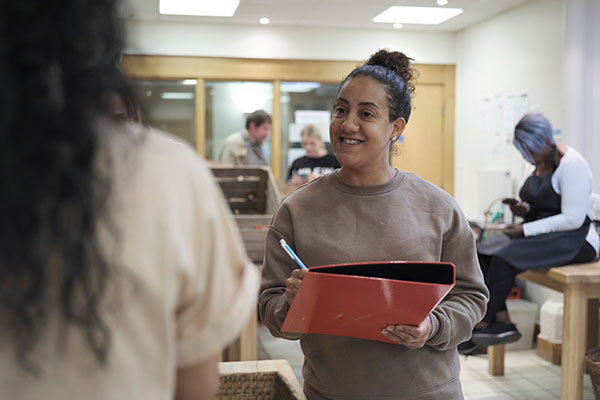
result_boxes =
[339,49,417,122]
[84,65,145,125]
[0,0,123,374]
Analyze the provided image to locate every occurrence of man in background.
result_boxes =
[219,110,271,166]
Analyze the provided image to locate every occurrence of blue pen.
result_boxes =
[279,239,308,269]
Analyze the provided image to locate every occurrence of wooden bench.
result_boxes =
[486,261,600,400]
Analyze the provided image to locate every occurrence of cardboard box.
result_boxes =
[537,334,561,365]
[282,261,455,343]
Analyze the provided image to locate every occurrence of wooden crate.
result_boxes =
[210,166,282,363]
[211,166,281,264]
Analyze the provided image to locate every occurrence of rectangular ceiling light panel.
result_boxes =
[373,6,463,25]
[160,0,240,17]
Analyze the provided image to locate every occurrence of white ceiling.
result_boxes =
[121,0,533,32]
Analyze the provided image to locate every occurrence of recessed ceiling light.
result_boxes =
[159,0,240,17]
[373,6,463,25]
[182,79,198,85]
[161,92,194,100]
[259,17,270,25]
[393,23,403,29]
[437,0,449,5]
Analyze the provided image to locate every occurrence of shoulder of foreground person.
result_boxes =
[101,123,210,175]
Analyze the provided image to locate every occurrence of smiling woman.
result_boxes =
[329,50,415,186]
[259,49,488,399]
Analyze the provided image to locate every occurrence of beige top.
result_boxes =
[0,124,259,399]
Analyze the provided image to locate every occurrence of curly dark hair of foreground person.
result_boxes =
[85,65,146,125]
[0,0,124,374]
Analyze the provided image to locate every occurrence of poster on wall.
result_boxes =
[490,95,503,154]
[480,97,491,133]
[483,93,529,156]
[503,94,515,156]
[293,110,331,143]
[506,92,529,156]
[516,93,529,123]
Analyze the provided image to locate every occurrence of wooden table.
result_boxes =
[487,261,600,400]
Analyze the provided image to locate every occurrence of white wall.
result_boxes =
[124,20,456,64]
[455,0,600,310]
[455,0,566,221]
[564,0,600,194]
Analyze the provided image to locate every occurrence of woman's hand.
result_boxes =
[381,317,432,349]
[307,172,320,181]
[503,223,524,238]
[291,174,309,187]
[502,198,529,217]
[285,268,308,305]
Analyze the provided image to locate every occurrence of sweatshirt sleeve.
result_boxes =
[427,205,489,351]
[523,155,592,236]
[258,203,306,341]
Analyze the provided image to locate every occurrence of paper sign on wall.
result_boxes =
[293,110,331,143]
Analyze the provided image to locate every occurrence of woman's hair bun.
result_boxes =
[366,49,416,95]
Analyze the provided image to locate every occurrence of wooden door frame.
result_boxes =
[121,55,455,194]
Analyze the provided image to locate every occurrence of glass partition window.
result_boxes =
[279,82,339,180]
[205,81,274,162]
[130,79,196,145]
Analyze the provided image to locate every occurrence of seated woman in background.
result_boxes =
[287,124,341,187]
[0,1,258,399]
[465,112,599,351]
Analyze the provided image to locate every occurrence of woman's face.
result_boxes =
[301,135,322,158]
[248,121,272,144]
[529,141,552,166]
[330,76,404,173]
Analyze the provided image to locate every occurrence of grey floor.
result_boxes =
[257,322,596,400]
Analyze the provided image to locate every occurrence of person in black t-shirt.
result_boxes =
[287,124,341,186]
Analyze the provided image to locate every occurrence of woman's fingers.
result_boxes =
[285,268,308,304]
[381,318,432,349]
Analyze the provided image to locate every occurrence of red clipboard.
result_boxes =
[281,261,455,344]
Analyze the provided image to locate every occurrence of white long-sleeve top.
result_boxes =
[522,146,599,255]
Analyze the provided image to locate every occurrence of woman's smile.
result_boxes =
[339,137,365,145]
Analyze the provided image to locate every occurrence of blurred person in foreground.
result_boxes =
[0,1,259,399]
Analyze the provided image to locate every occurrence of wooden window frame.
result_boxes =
[121,55,455,194]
